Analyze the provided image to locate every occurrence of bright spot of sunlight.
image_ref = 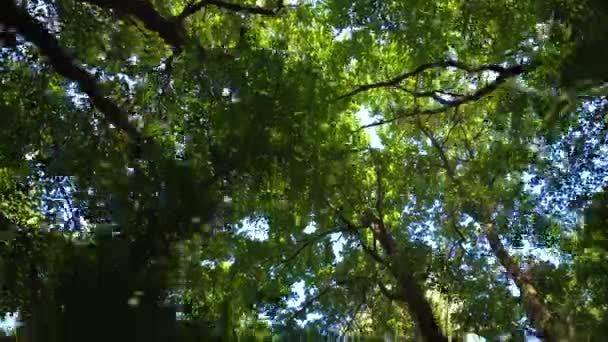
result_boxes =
[357,107,384,149]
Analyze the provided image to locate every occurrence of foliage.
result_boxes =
[0,0,607,341]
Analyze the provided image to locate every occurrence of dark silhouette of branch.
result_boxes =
[280,229,346,266]
[325,199,390,267]
[418,110,559,339]
[0,1,143,144]
[437,90,466,98]
[79,0,187,50]
[325,200,358,229]
[78,0,288,53]
[0,2,241,251]
[416,118,455,179]
[178,0,284,21]
[328,195,448,341]
[377,281,402,302]
[359,62,535,129]
[397,86,460,106]
[357,236,388,266]
[288,286,332,323]
[339,59,532,100]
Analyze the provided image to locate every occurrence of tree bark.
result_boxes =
[483,223,559,342]
[373,222,449,342]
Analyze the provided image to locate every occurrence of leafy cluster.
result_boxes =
[0,0,607,341]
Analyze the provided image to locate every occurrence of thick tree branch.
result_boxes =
[377,281,402,302]
[80,0,187,50]
[0,1,143,144]
[326,197,446,340]
[0,2,241,257]
[325,200,383,259]
[484,223,558,340]
[397,86,460,106]
[371,219,448,342]
[357,236,388,266]
[178,0,284,21]
[79,0,288,54]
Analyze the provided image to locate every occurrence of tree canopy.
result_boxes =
[1,0,608,341]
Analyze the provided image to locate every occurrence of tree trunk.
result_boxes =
[373,223,449,342]
[483,223,559,341]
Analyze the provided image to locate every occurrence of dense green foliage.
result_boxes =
[0,0,607,341]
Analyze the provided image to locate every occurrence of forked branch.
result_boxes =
[340,59,533,100]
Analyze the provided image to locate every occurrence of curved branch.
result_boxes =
[178,0,284,21]
[417,119,455,179]
[420,115,560,340]
[326,199,446,340]
[339,59,532,100]
[288,286,332,324]
[80,0,187,50]
[280,229,345,266]
[358,236,388,266]
[359,62,535,129]
[397,86,457,106]
[377,282,402,302]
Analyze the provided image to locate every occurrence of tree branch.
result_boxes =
[325,200,390,267]
[357,236,388,266]
[418,111,559,339]
[377,281,402,302]
[0,1,143,145]
[417,118,456,180]
[397,86,458,106]
[280,228,345,266]
[288,286,332,323]
[356,62,537,129]
[178,0,284,21]
[339,59,532,100]
[79,0,187,50]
